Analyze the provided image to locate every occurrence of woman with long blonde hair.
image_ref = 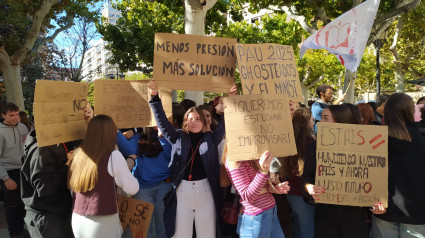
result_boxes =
[68,115,139,238]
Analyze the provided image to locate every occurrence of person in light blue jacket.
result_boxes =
[116,126,172,238]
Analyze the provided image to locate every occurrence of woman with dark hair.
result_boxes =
[280,108,315,238]
[116,126,172,238]
[302,104,382,238]
[198,104,218,131]
[68,115,139,238]
[19,111,31,130]
[148,80,226,238]
[357,103,375,125]
[372,93,425,237]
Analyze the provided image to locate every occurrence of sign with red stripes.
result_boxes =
[315,122,388,207]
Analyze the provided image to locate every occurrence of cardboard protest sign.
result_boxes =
[154,33,237,93]
[33,80,89,147]
[94,80,172,129]
[117,195,154,238]
[224,94,297,161]
[236,43,303,102]
[315,122,388,207]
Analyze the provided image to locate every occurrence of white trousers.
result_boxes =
[174,179,216,238]
[71,212,122,238]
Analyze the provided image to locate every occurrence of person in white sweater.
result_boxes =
[68,115,139,238]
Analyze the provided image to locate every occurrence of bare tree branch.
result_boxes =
[11,0,57,63]
[269,5,317,34]
[307,74,324,89]
[368,16,397,45]
[373,0,420,27]
[315,6,331,24]
[301,69,311,84]
[32,13,75,56]
[205,0,218,11]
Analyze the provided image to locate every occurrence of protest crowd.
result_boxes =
[1,2,425,236]
[1,78,425,238]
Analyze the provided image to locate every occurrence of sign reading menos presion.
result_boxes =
[315,122,388,207]
[153,33,237,93]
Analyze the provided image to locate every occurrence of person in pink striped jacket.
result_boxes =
[225,151,290,238]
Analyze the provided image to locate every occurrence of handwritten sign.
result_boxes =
[94,80,172,129]
[33,80,89,147]
[223,94,297,161]
[117,195,154,238]
[153,33,237,93]
[236,43,303,102]
[315,122,388,207]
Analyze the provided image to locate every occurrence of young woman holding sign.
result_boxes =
[68,115,139,238]
[302,104,385,238]
[372,93,425,237]
[148,80,227,238]
[225,150,290,238]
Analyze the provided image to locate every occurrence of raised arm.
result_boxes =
[148,79,179,144]
[226,151,272,203]
[116,131,138,156]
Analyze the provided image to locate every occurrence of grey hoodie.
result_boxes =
[0,122,29,179]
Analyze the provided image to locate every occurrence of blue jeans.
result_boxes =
[287,194,315,238]
[134,181,171,238]
[237,205,285,238]
[372,216,425,238]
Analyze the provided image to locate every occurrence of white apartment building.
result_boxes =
[81,2,123,81]
[228,5,273,26]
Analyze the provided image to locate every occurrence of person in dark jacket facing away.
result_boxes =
[373,93,425,237]
[21,130,78,238]
[148,79,226,238]
[21,104,94,238]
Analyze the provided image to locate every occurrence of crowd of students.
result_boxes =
[0,81,425,238]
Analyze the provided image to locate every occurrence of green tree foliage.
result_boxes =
[98,0,245,72]
[395,2,425,81]
[0,0,100,109]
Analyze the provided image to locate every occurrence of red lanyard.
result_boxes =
[188,140,201,181]
[62,143,69,153]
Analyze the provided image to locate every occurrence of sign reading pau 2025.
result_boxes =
[315,122,388,207]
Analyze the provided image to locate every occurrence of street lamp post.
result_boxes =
[374,38,384,99]
[373,30,387,100]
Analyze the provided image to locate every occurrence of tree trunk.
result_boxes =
[343,69,356,103]
[391,18,405,93]
[301,84,310,107]
[183,0,217,105]
[1,62,25,110]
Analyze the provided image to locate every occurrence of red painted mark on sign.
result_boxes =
[369,134,385,149]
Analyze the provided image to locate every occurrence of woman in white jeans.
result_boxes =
[148,80,226,238]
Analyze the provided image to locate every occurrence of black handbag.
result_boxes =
[163,156,194,207]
